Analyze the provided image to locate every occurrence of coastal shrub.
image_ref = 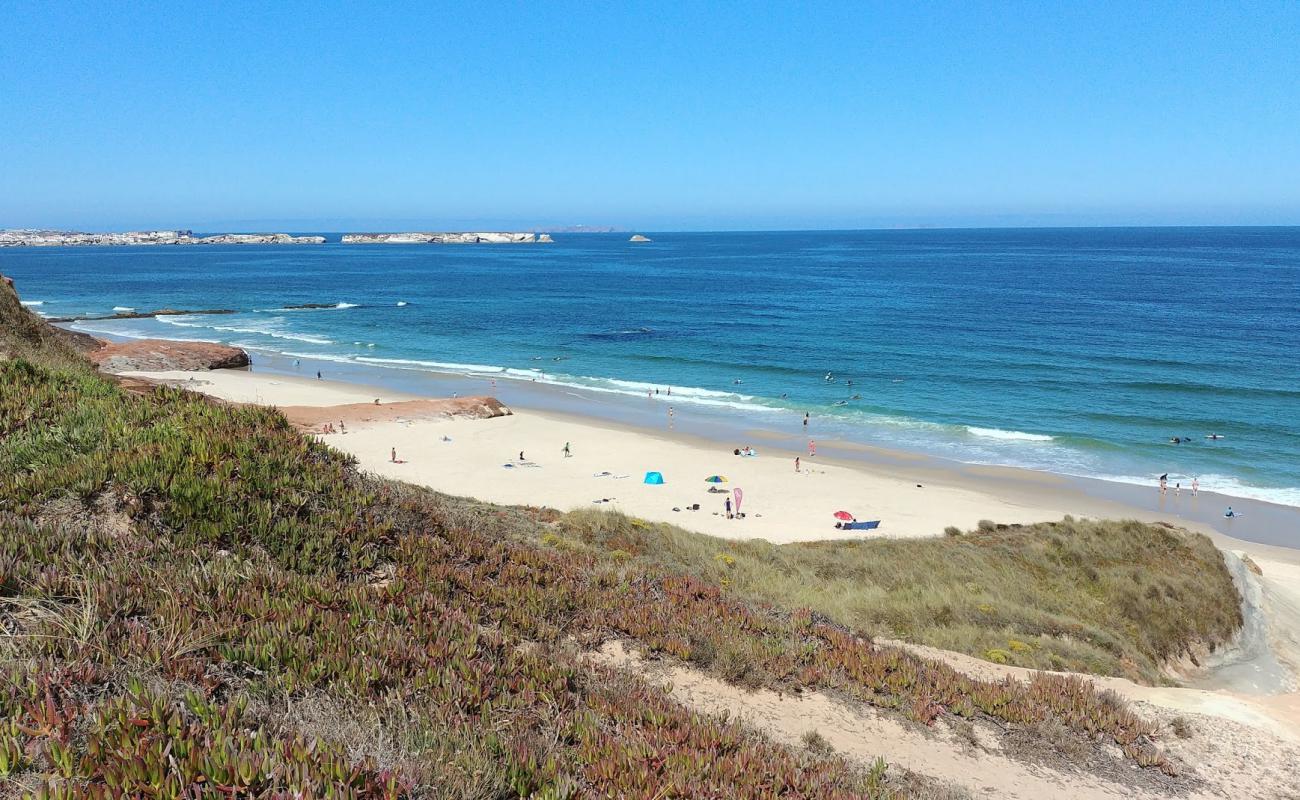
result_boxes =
[984,649,1012,665]
[553,508,1240,685]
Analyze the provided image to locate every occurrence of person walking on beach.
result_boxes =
[563,442,571,457]
[794,456,800,472]
[725,496,732,519]
[519,451,526,462]
[1193,477,1199,495]
[1159,473,1167,493]
[803,413,809,428]
[316,371,322,380]
[390,447,397,463]
[808,440,816,457]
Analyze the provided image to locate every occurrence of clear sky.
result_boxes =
[2,1,1297,231]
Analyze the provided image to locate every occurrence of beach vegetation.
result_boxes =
[556,508,1242,684]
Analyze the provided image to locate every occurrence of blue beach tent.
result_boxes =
[644,471,665,485]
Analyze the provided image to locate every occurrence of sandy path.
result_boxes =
[594,640,1300,800]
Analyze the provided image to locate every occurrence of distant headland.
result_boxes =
[0,229,326,247]
[341,232,551,244]
[0,229,558,246]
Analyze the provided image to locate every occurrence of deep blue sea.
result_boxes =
[5,228,1299,506]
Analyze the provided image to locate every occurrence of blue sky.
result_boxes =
[2,1,1297,230]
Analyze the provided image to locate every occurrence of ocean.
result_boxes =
[5,227,1299,507]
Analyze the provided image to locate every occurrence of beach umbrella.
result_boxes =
[705,475,728,483]
[833,510,854,521]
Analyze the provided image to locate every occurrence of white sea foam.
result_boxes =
[396,301,408,307]
[355,356,506,374]
[966,426,1054,442]
[539,375,777,413]
[19,300,43,306]
[1088,472,1300,508]
[334,302,358,309]
[112,306,135,312]
[153,316,334,345]
[281,351,359,365]
[586,375,759,402]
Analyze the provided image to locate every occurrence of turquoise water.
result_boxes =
[5,227,1299,506]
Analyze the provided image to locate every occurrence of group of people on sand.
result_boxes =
[320,421,345,435]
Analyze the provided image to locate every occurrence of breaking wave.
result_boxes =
[965,426,1054,442]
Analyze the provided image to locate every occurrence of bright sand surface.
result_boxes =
[130,369,1073,543]
[129,367,1300,747]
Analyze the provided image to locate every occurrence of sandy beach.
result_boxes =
[132,368,1079,543]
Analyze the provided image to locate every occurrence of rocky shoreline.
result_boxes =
[0,230,325,247]
[89,339,250,373]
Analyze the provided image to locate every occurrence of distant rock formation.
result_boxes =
[90,340,251,373]
[341,232,538,244]
[194,233,326,245]
[47,308,236,323]
[537,234,555,243]
[629,234,652,243]
[0,230,324,247]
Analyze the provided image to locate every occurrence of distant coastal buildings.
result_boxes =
[0,229,325,247]
[0,229,557,247]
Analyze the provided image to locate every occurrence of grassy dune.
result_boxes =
[555,508,1242,683]
[0,283,1238,796]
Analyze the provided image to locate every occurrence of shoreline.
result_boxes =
[114,338,1300,550]
[58,322,1300,511]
